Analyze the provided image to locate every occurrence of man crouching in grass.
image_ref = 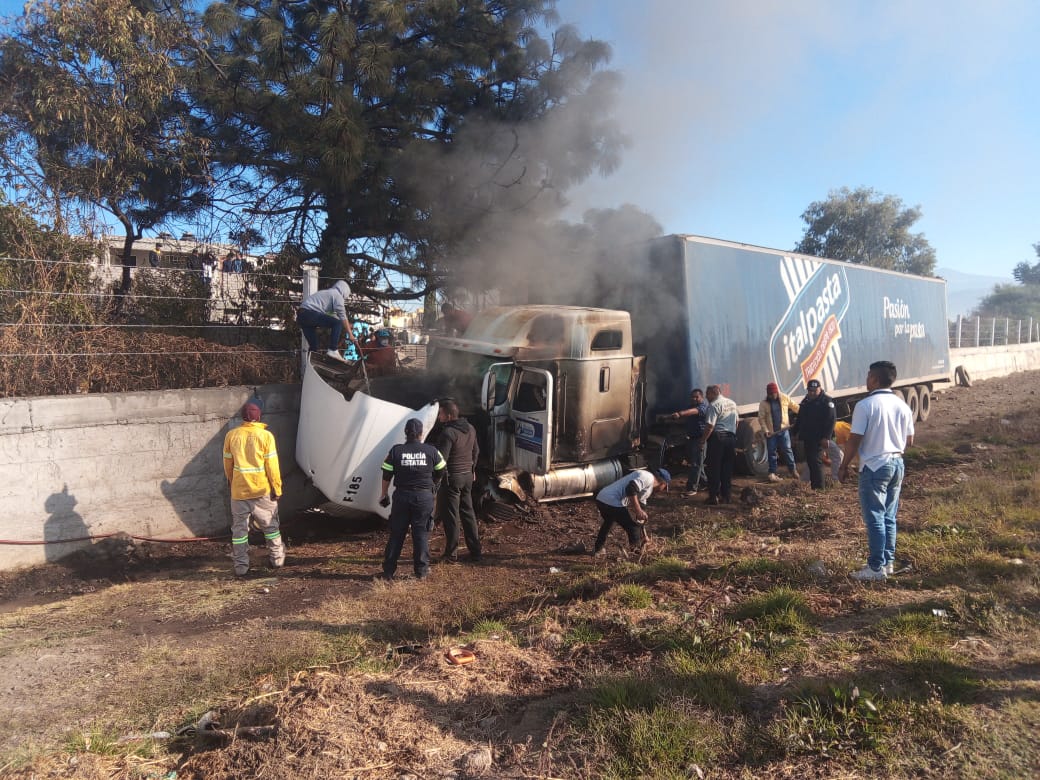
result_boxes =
[592,467,671,556]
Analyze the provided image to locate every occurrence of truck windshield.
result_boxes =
[428,348,507,412]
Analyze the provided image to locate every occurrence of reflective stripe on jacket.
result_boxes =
[223,421,282,500]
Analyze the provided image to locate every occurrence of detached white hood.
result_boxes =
[296,359,439,518]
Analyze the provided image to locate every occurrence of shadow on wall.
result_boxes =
[159,418,237,540]
[43,484,89,563]
[43,483,136,576]
[157,390,321,541]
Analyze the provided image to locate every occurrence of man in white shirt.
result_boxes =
[839,361,915,581]
[700,385,739,505]
[592,467,671,556]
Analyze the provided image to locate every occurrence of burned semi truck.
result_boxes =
[296,234,950,515]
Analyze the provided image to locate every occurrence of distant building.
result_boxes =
[101,233,259,269]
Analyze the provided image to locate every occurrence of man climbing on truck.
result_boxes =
[296,279,360,362]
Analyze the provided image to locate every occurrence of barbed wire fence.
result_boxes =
[0,255,384,396]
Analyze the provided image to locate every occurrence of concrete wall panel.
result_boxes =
[0,384,321,571]
[950,343,1040,383]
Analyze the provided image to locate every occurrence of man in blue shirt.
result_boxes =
[669,388,709,497]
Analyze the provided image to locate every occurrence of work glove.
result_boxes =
[379,496,391,508]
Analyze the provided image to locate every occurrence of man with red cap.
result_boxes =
[757,382,799,482]
[223,399,284,576]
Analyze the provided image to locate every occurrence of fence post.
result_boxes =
[300,265,319,376]
[975,316,981,347]
[955,315,963,348]
[989,318,996,347]
[1030,317,1035,343]
[1017,319,1022,344]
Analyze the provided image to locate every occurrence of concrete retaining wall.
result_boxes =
[950,343,1040,383]
[0,384,321,571]
[4,341,1040,573]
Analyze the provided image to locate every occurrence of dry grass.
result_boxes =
[0,328,297,396]
[2,380,1040,778]
[0,257,297,396]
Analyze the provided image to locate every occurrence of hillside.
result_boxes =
[938,266,1013,318]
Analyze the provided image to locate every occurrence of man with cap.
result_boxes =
[796,378,837,490]
[758,382,800,482]
[378,418,447,581]
[592,467,671,556]
[296,279,360,362]
[223,399,284,576]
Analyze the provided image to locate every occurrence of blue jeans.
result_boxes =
[766,430,795,474]
[296,308,343,352]
[857,457,904,571]
[685,438,706,490]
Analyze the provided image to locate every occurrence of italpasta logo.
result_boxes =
[769,262,850,396]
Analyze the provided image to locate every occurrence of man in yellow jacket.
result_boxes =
[758,382,800,482]
[223,400,284,576]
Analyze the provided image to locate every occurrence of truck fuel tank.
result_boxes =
[496,458,626,502]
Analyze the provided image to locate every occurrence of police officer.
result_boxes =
[378,418,446,581]
[796,378,837,490]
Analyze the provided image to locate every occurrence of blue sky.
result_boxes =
[1,0,1037,279]
[555,0,1040,279]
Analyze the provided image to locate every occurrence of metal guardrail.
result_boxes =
[948,316,1039,348]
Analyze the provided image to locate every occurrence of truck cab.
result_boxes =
[427,306,647,497]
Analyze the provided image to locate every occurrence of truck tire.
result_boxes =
[736,418,769,477]
[903,385,920,420]
[955,365,972,387]
[916,385,932,422]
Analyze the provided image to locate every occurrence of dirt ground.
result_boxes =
[0,371,1037,777]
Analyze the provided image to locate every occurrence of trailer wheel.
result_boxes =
[904,385,920,420]
[916,385,932,422]
[735,418,769,477]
